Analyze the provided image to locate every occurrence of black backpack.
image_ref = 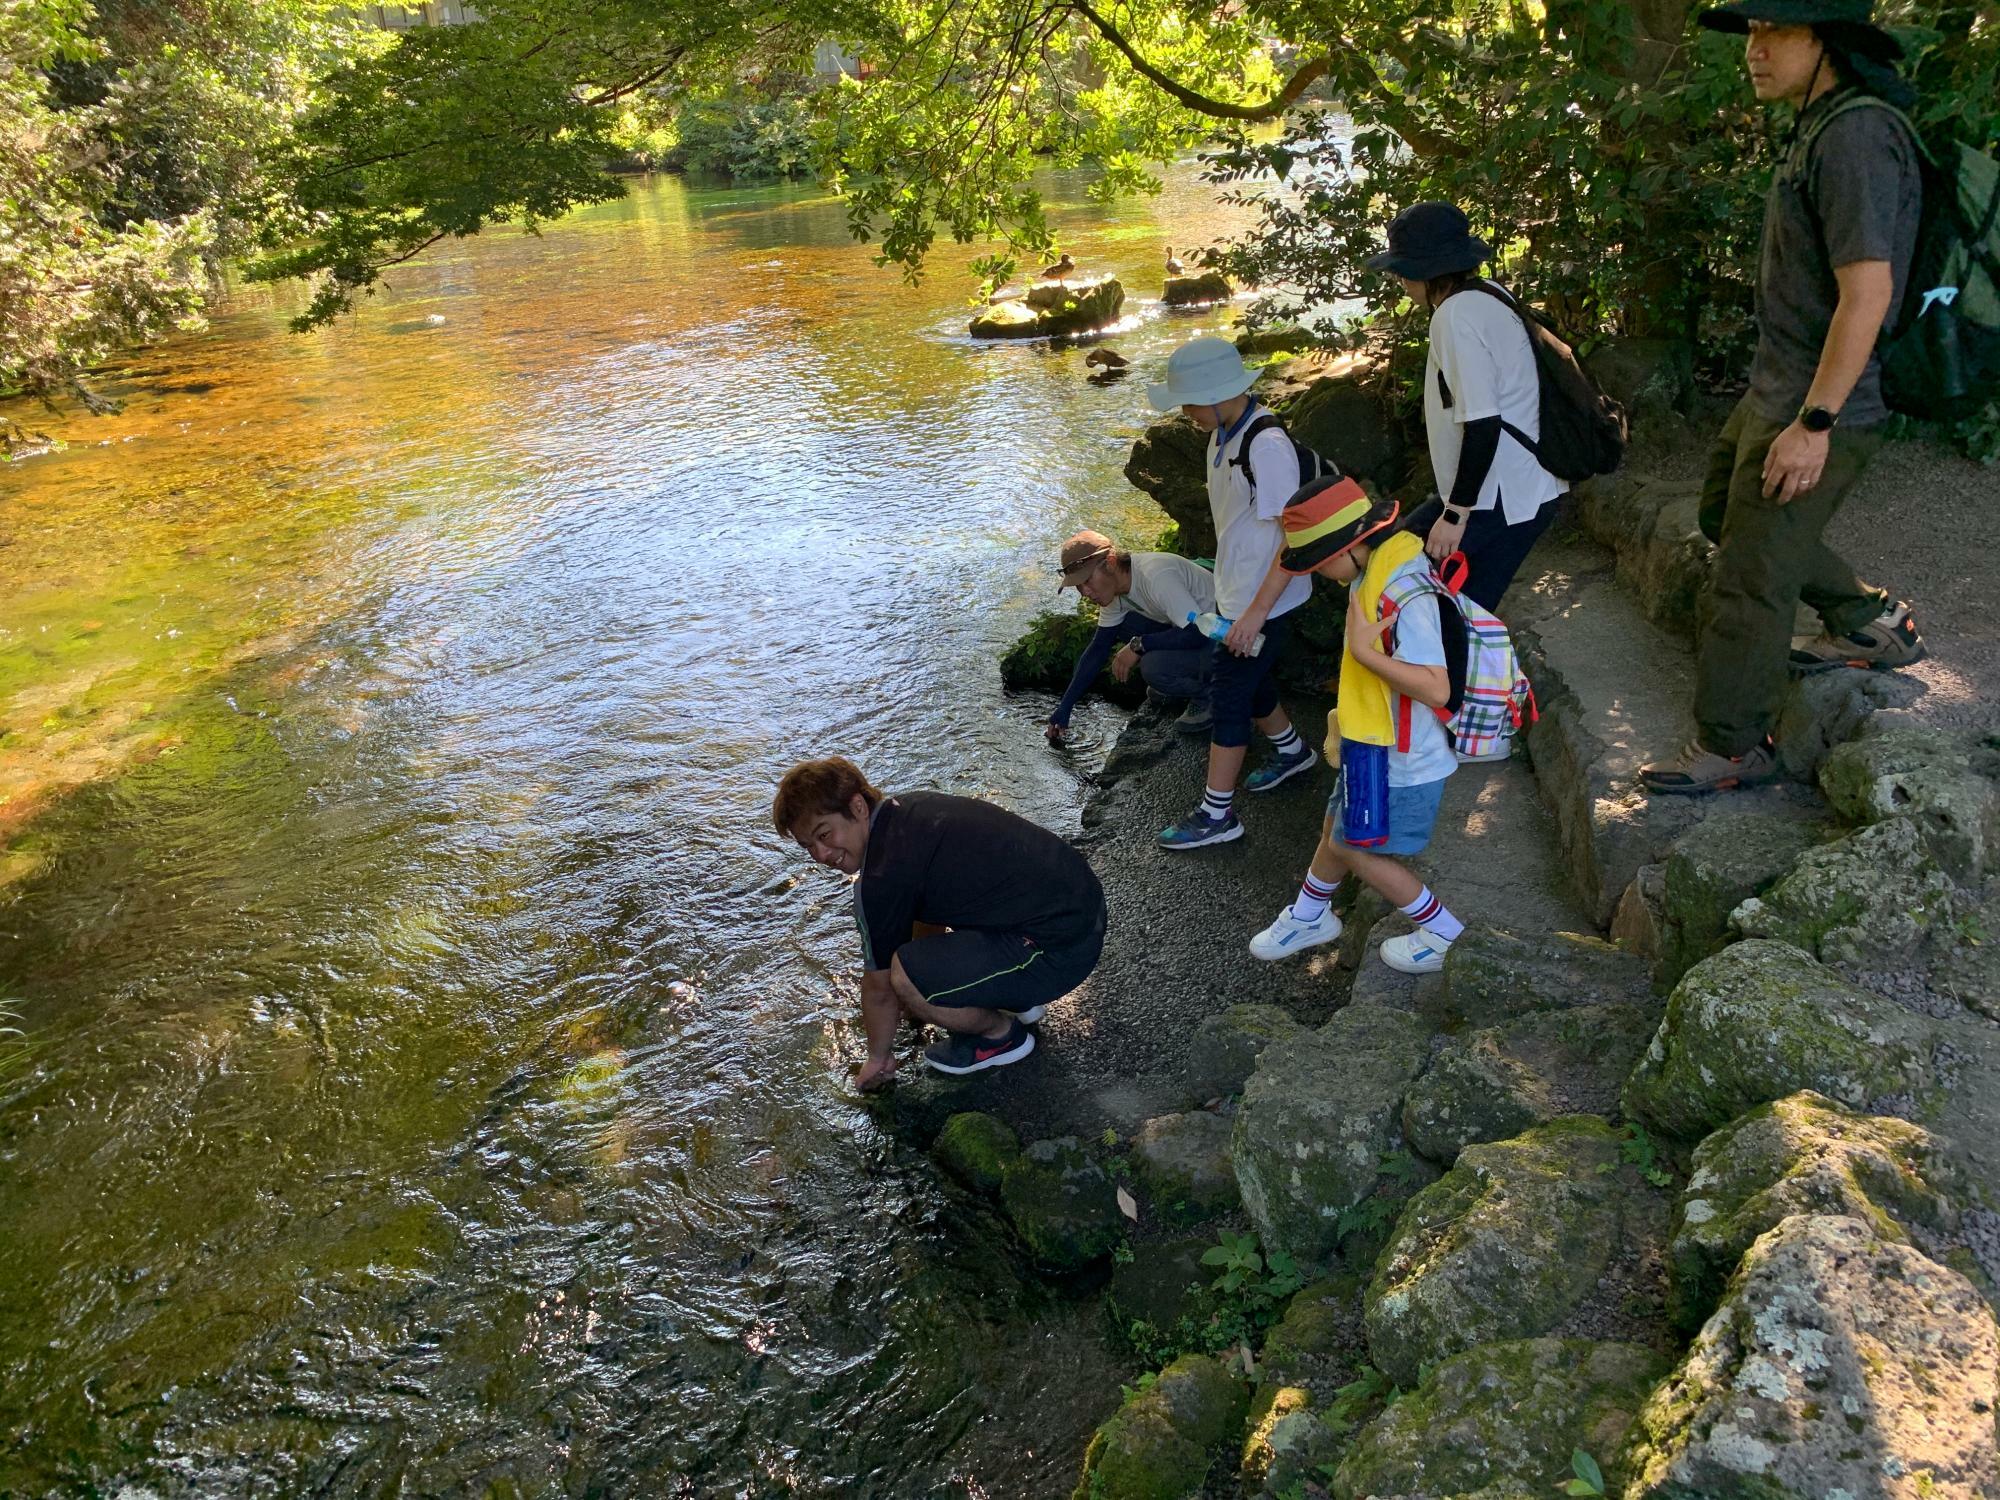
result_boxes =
[1436,281,1629,483]
[1797,92,2000,420]
[1226,412,1339,497]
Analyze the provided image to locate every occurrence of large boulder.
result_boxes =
[1132,1111,1240,1225]
[1667,1091,1967,1334]
[932,1110,1022,1194]
[1622,1214,2000,1500]
[1820,721,2000,882]
[971,276,1124,338]
[1124,414,1214,555]
[1363,1118,1630,1389]
[1187,1004,1303,1102]
[1440,927,1654,1028]
[1622,940,1936,1139]
[1161,271,1233,306]
[1732,815,1971,972]
[1233,1006,1433,1270]
[1333,1338,1671,1500]
[1657,812,1824,989]
[1000,1136,1125,1271]
[1073,1352,1250,1500]
[1401,1002,1662,1164]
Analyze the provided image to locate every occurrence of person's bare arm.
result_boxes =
[1763,259,1894,503]
[1345,590,1452,708]
[857,969,901,1090]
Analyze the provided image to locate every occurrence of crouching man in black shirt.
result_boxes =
[774,757,1108,1089]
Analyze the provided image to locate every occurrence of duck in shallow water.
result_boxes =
[1164,246,1185,276]
[1038,252,1076,281]
[1084,348,1130,385]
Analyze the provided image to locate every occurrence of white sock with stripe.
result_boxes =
[1268,723,1304,758]
[1291,872,1340,923]
[1201,786,1234,822]
[1400,886,1464,943]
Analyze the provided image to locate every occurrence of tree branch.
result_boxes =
[1065,0,1327,121]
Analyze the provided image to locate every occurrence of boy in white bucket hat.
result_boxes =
[1145,336,1316,849]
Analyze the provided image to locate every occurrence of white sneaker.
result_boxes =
[1379,930,1453,975]
[1249,903,1344,962]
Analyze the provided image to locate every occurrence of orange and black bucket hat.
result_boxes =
[1278,476,1398,575]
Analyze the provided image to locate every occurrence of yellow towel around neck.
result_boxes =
[1331,529,1424,749]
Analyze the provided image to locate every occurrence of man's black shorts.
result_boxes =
[896,905,1107,1014]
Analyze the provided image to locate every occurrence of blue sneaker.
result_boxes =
[1158,808,1244,850]
[1244,744,1319,793]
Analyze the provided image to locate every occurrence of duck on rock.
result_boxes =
[1164,246,1185,276]
[1038,252,1077,281]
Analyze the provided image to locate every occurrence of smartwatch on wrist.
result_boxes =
[1798,405,1839,433]
[1129,638,1146,657]
[1443,505,1468,527]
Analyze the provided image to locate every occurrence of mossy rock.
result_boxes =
[975,276,1124,338]
[1657,812,1825,989]
[1819,722,1998,882]
[1241,1385,1345,1498]
[1000,605,1147,705]
[1622,1214,2000,1500]
[1363,1117,1626,1389]
[1621,940,1936,1140]
[1072,1352,1250,1500]
[931,1110,1022,1194]
[1731,815,1971,972]
[1000,1136,1124,1272]
[1131,1111,1239,1225]
[1667,1090,1967,1333]
[1401,1002,1662,1165]
[1333,1337,1670,1500]
[1935,884,2000,1022]
[1187,1004,1304,1102]
[1259,1276,1364,1397]
[1162,271,1234,306]
[1233,1006,1433,1270]
[1440,926,1653,1028]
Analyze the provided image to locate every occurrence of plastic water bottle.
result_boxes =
[1189,610,1264,656]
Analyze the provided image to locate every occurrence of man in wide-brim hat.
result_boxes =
[1641,0,1927,795]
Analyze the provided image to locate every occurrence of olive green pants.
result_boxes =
[1694,397,1887,756]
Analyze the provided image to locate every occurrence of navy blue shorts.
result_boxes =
[1209,607,1295,749]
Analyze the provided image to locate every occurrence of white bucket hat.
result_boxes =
[1147,335,1258,411]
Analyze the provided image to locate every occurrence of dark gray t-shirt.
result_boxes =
[1748,91,1922,427]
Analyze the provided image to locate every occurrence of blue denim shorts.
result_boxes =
[1328,772,1446,856]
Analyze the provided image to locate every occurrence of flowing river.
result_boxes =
[0,168,1260,1495]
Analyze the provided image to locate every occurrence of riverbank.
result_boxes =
[900,365,2000,1497]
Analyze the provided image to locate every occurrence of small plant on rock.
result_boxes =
[1320,1363,1398,1439]
[1618,1122,1674,1188]
[1563,1447,1607,1496]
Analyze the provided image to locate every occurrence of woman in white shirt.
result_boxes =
[1365,202,1568,611]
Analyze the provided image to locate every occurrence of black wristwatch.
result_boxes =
[1798,405,1839,433]
[1443,505,1468,527]
[1128,637,1146,656]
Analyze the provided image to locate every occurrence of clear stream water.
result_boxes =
[0,169,1261,1495]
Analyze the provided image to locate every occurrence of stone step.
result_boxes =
[1506,530,1834,928]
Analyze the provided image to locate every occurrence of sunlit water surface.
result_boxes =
[0,169,1264,1495]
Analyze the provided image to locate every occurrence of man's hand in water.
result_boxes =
[857,1055,900,1092]
[1044,719,1069,745]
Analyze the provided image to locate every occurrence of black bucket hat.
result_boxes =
[1697,0,1903,61]
[1364,202,1493,282]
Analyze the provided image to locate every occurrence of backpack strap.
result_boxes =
[1226,413,1291,496]
[1437,280,1547,463]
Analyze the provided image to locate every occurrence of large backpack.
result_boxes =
[1226,411,1339,498]
[1436,281,1629,483]
[1378,554,1537,762]
[1796,92,2000,420]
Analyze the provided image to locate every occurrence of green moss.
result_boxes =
[1072,1353,1249,1500]
[932,1111,1021,1194]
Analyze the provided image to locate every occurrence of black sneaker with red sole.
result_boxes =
[923,1022,1036,1076]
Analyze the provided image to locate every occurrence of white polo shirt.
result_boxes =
[1424,285,1568,524]
[1207,406,1311,621]
[1097,552,1217,633]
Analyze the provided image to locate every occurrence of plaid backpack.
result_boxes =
[1378,554,1537,762]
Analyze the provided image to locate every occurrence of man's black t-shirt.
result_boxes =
[853,792,1106,972]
